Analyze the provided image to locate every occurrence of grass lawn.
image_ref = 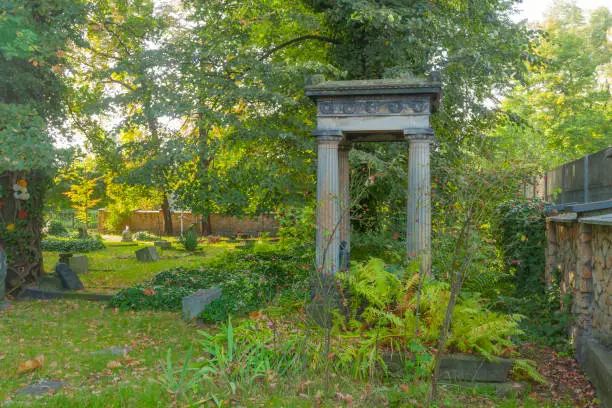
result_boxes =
[1,300,586,408]
[42,237,237,291]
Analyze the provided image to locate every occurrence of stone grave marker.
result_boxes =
[0,247,9,310]
[154,240,172,249]
[135,246,160,262]
[121,226,132,242]
[55,263,85,291]
[182,286,222,320]
[16,379,63,396]
[69,255,88,274]
[439,354,513,383]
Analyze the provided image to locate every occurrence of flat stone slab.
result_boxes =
[37,275,64,292]
[135,246,160,262]
[69,255,88,274]
[20,288,113,302]
[583,338,612,408]
[154,240,172,249]
[90,346,133,356]
[182,286,222,320]
[439,354,513,383]
[16,379,63,396]
[55,263,84,291]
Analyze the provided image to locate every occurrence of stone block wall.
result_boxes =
[98,209,278,237]
[546,218,612,358]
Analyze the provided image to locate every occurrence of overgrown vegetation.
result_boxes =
[41,237,105,253]
[110,243,312,322]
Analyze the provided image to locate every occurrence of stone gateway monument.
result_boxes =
[306,75,441,275]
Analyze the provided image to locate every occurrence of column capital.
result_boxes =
[404,128,434,143]
[313,129,343,144]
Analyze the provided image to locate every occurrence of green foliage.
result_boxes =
[41,237,105,253]
[335,258,523,374]
[178,230,199,252]
[132,231,158,242]
[159,348,211,401]
[512,358,547,384]
[45,220,69,237]
[109,244,311,322]
[351,231,406,264]
[494,199,546,296]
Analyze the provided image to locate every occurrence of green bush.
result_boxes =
[41,237,105,252]
[133,231,158,241]
[45,220,69,237]
[494,199,546,295]
[109,244,312,322]
[179,230,199,251]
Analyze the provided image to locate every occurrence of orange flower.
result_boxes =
[6,224,15,232]
[17,179,27,188]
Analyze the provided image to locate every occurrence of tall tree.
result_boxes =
[500,2,612,165]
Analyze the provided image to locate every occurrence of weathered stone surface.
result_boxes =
[154,240,172,249]
[91,346,133,356]
[583,339,612,408]
[182,286,222,320]
[135,246,159,262]
[55,263,84,291]
[438,354,513,383]
[16,379,63,396]
[69,255,88,274]
[37,275,64,292]
[0,247,9,310]
[121,226,132,242]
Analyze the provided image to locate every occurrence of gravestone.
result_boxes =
[0,247,9,310]
[135,246,160,262]
[182,286,222,320]
[16,379,63,396]
[121,226,132,242]
[439,354,513,383]
[55,263,85,291]
[154,240,172,249]
[59,253,73,264]
[69,255,88,274]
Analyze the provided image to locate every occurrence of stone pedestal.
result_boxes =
[315,131,342,275]
[405,130,434,275]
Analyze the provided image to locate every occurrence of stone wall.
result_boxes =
[546,217,612,357]
[98,209,278,237]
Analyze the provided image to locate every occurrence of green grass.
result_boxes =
[0,300,585,407]
[42,237,237,291]
[0,299,203,407]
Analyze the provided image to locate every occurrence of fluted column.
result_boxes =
[315,130,343,275]
[405,129,434,275]
[338,142,351,270]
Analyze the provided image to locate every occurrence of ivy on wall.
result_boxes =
[0,171,49,293]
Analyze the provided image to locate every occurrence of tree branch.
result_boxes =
[260,35,339,60]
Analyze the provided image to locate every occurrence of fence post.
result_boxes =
[561,164,566,204]
[584,153,589,203]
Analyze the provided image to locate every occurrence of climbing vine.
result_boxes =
[0,171,49,294]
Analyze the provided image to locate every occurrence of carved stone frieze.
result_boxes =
[317,97,429,117]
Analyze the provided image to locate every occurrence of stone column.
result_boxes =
[315,130,343,275]
[405,129,434,275]
[338,142,351,270]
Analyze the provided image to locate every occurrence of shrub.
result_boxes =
[133,231,158,241]
[41,237,105,252]
[109,243,312,322]
[179,230,199,251]
[45,220,69,237]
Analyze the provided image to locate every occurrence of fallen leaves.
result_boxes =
[17,355,45,375]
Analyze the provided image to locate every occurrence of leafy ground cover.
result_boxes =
[41,237,234,291]
[0,300,596,407]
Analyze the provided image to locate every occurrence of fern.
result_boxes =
[512,359,547,384]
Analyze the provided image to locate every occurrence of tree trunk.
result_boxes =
[201,214,211,236]
[161,195,173,236]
